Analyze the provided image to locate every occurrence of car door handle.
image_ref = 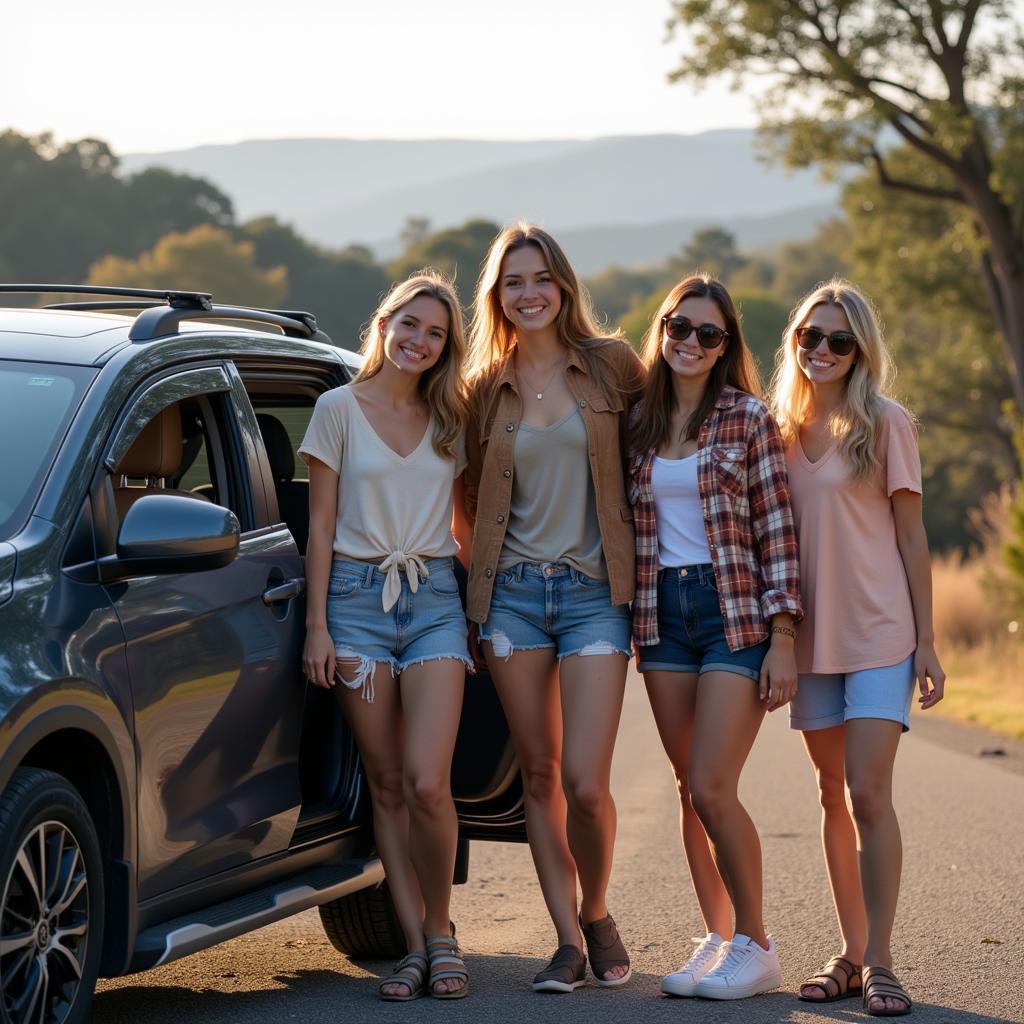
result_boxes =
[262,577,306,605]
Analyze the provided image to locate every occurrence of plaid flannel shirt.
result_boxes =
[629,386,802,650]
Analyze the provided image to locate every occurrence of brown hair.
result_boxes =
[466,222,625,405]
[631,274,762,456]
[355,268,467,458]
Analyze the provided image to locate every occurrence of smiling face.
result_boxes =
[795,302,858,385]
[498,243,562,337]
[380,294,450,377]
[660,294,728,382]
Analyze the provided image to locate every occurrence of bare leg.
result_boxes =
[559,652,629,980]
[845,718,904,1013]
[687,671,769,948]
[486,645,581,951]
[800,725,867,998]
[644,670,732,938]
[336,661,422,998]
[400,659,465,994]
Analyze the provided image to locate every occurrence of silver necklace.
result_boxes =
[517,357,565,400]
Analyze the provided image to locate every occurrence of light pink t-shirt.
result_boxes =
[786,399,922,674]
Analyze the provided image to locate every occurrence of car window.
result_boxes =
[112,393,255,533]
[0,362,94,540]
[253,404,314,481]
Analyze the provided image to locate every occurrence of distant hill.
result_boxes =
[122,131,841,265]
[557,203,838,276]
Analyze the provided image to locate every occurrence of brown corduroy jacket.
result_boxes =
[463,338,645,623]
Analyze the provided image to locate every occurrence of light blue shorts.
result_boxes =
[326,557,471,701]
[789,654,916,732]
[480,561,632,660]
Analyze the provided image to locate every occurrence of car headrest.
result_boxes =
[256,413,295,483]
[116,404,183,479]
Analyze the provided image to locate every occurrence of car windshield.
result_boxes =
[0,362,94,539]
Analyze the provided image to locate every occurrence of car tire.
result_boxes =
[0,767,105,1024]
[318,880,405,959]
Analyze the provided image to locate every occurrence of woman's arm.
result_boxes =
[893,488,945,709]
[303,457,340,689]
[452,474,473,572]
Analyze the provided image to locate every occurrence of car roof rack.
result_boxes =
[0,284,331,344]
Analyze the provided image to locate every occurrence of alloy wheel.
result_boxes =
[1,821,89,1024]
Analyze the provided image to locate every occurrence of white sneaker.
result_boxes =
[692,934,782,999]
[661,933,725,996]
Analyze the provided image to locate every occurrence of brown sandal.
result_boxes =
[580,913,631,987]
[862,965,913,1017]
[378,951,428,1001]
[798,955,862,1002]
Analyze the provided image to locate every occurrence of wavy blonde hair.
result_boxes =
[466,222,624,403]
[355,268,466,458]
[632,275,762,456]
[770,278,896,481]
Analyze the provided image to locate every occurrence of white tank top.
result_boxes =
[651,453,712,567]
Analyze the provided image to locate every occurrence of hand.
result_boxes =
[467,622,487,673]
[303,625,336,689]
[759,640,797,711]
[915,642,946,709]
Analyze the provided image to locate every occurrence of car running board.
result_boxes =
[129,857,384,971]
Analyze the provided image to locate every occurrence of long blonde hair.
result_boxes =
[355,269,466,458]
[632,275,762,456]
[466,222,624,402]
[770,278,896,481]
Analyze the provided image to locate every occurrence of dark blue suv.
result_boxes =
[0,286,524,1024]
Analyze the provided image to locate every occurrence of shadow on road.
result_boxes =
[91,952,1011,1024]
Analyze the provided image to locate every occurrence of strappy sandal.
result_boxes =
[532,944,587,993]
[862,964,913,1017]
[798,954,862,1002]
[580,913,632,987]
[378,951,428,1001]
[426,931,469,999]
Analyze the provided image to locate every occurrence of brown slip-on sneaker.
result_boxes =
[532,944,587,993]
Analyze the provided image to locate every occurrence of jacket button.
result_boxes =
[579,400,587,408]
[484,568,493,578]
[496,514,505,523]
[503,469,511,478]
[506,422,515,432]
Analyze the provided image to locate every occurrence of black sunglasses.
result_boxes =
[795,326,858,357]
[661,315,728,349]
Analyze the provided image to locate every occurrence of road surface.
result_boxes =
[93,671,1024,1023]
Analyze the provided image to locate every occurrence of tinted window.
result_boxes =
[0,361,93,539]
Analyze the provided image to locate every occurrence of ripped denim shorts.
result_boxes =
[479,561,632,660]
[326,557,471,701]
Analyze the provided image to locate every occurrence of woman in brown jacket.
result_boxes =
[462,223,644,992]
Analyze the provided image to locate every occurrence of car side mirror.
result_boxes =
[98,494,240,583]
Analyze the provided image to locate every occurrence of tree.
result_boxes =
[668,0,1024,411]
[242,217,388,349]
[88,225,287,309]
[0,130,236,284]
[585,266,661,327]
[388,219,500,295]
[671,227,748,283]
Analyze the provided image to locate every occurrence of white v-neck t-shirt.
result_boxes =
[299,385,466,609]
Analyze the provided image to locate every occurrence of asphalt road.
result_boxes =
[92,671,1024,1024]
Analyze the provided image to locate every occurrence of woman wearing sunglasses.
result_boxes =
[771,280,944,1017]
[629,275,801,1000]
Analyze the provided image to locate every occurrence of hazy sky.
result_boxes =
[6,0,759,153]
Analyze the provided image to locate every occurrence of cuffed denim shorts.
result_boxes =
[790,654,916,732]
[636,563,769,681]
[326,557,471,699]
[480,561,632,660]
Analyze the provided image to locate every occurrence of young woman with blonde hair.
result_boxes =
[301,270,473,1000]
[629,274,802,1000]
[772,279,945,1017]
[463,222,644,992]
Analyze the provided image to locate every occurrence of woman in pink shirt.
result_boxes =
[771,279,945,1017]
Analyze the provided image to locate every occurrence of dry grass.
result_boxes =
[930,551,1024,739]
